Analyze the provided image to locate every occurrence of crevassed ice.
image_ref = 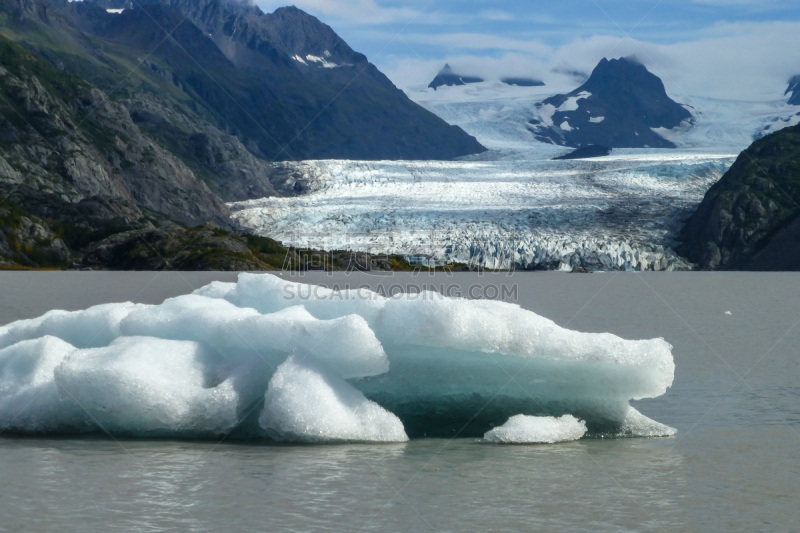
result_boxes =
[0,273,676,441]
[484,415,587,444]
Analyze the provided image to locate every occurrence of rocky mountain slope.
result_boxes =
[679,124,800,270]
[0,35,229,224]
[0,0,486,178]
[529,57,693,149]
[788,75,800,106]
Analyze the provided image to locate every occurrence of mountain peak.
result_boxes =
[531,56,692,149]
[428,64,484,91]
[580,56,664,96]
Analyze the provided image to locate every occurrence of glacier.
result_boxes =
[230,154,731,271]
[229,82,800,271]
[0,273,676,441]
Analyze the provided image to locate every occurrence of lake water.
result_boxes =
[0,271,798,532]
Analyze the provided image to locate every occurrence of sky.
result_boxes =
[256,0,800,101]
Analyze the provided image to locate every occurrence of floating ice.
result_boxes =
[484,415,587,444]
[0,337,90,433]
[0,274,676,440]
[260,355,408,443]
[0,302,147,351]
[55,337,240,437]
[618,406,677,438]
[119,294,388,379]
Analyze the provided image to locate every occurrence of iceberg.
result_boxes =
[484,415,587,444]
[0,274,676,441]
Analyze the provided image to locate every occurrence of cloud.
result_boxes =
[375,32,553,55]
[254,1,800,101]
[380,21,800,101]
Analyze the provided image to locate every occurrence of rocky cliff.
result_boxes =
[679,124,800,270]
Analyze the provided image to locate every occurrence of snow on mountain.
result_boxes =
[410,76,800,154]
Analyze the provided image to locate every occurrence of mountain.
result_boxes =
[501,77,544,87]
[528,57,693,149]
[679,124,800,270]
[0,0,485,269]
[428,64,484,90]
[788,75,800,106]
[75,0,486,162]
[1,0,484,172]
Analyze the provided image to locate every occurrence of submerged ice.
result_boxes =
[484,415,587,444]
[0,274,676,441]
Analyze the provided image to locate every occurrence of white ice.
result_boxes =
[56,337,240,437]
[260,354,408,443]
[230,154,731,271]
[484,415,587,444]
[0,337,91,433]
[618,406,677,438]
[0,274,676,440]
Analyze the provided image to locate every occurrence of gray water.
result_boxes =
[0,271,799,532]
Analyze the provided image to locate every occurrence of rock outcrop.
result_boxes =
[679,124,800,270]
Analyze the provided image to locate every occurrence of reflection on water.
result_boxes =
[0,438,690,532]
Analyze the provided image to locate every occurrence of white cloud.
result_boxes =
[380,21,800,102]
[385,32,553,55]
